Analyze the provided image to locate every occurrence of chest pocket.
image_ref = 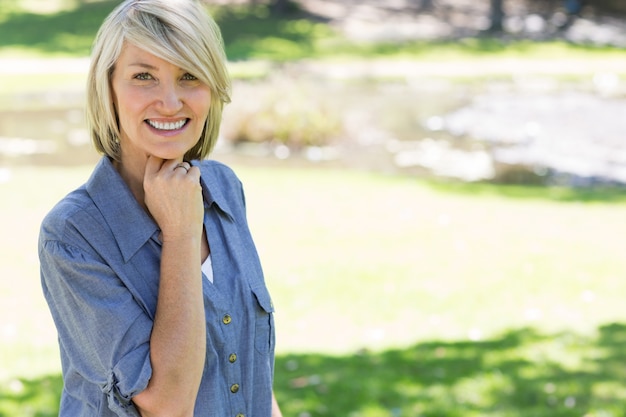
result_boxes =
[251,286,275,354]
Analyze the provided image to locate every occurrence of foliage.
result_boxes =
[222,79,343,147]
[0,0,624,63]
[209,3,334,61]
[0,375,62,417]
[424,180,626,204]
[0,1,116,56]
[0,0,333,60]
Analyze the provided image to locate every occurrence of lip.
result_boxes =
[144,118,190,136]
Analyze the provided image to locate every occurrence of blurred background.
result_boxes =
[1,0,626,416]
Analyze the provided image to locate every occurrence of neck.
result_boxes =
[113,157,147,211]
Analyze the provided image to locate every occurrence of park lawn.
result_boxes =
[2,161,626,416]
[0,73,86,96]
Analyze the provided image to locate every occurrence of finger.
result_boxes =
[187,165,201,182]
[161,158,185,173]
[173,162,192,175]
[178,161,191,171]
[173,164,187,173]
[144,155,165,179]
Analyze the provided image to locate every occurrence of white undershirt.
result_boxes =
[201,254,213,283]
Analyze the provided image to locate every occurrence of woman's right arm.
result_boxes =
[132,157,206,417]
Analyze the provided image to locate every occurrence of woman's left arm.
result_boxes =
[272,391,283,417]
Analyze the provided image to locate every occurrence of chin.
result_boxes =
[150,146,192,161]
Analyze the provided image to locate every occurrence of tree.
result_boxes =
[420,0,435,12]
[488,0,505,32]
[270,0,289,15]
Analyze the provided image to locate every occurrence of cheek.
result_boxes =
[116,90,149,127]
[116,90,137,113]
[111,85,128,129]
[192,89,212,117]
[113,96,140,138]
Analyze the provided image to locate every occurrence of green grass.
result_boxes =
[0,1,115,57]
[2,162,626,416]
[273,326,626,417]
[6,326,626,417]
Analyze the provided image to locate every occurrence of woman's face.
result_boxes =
[111,42,211,163]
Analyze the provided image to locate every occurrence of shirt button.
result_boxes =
[229,353,237,363]
[230,383,240,393]
[222,314,232,325]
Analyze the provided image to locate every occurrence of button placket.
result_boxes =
[219,310,243,411]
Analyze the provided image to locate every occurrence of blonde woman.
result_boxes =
[39,1,282,416]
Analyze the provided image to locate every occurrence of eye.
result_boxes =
[181,73,198,81]
[134,72,153,81]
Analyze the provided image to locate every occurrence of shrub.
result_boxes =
[221,78,343,149]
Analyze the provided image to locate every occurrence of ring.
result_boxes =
[175,163,189,173]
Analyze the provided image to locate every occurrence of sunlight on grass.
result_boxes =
[3,163,626,415]
[233,165,626,354]
[0,166,86,384]
[0,73,86,96]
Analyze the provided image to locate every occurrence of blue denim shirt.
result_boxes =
[39,157,275,417]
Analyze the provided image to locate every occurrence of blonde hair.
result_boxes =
[86,0,231,161]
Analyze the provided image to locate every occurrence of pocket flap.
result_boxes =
[251,285,275,313]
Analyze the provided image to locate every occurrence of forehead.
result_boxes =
[115,42,192,75]
[117,42,162,65]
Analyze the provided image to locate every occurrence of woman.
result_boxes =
[38,1,282,416]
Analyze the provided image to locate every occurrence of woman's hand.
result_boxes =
[143,156,203,241]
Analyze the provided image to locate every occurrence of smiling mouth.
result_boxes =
[146,119,188,131]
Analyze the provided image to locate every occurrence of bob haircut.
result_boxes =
[86,0,231,161]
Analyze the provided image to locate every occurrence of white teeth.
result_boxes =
[148,119,186,131]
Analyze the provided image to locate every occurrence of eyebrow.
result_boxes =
[129,63,158,70]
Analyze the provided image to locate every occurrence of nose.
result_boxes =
[157,82,183,115]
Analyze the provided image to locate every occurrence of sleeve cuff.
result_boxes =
[103,345,152,416]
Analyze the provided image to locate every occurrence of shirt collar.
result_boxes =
[86,157,157,263]
[192,160,235,223]
[86,157,235,263]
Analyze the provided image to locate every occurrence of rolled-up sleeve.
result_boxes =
[40,238,152,415]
